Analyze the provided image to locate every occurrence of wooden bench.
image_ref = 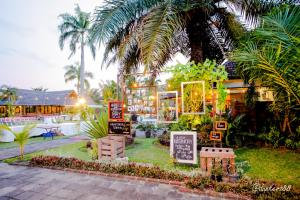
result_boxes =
[200,147,235,175]
[97,135,125,160]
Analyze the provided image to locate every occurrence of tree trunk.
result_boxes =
[79,36,85,97]
[186,10,207,64]
[20,145,24,160]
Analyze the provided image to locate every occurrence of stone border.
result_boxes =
[20,163,251,200]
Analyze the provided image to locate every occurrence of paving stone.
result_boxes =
[0,164,228,200]
[0,187,16,196]
[15,191,36,200]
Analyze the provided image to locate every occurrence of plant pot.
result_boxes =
[145,130,151,138]
[210,175,216,181]
[228,174,240,182]
[216,175,223,182]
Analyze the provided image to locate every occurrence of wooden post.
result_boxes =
[230,158,235,174]
[207,157,212,175]
[200,157,207,172]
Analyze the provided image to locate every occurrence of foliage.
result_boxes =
[235,161,250,177]
[30,155,186,181]
[0,86,17,117]
[258,126,285,148]
[90,0,285,74]
[135,123,155,131]
[158,131,170,146]
[64,63,94,94]
[31,87,48,92]
[58,4,96,95]
[232,6,300,135]
[83,112,108,139]
[99,80,118,104]
[0,124,35,159]
[87,139,98,160]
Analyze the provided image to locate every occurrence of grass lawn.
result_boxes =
[235,147,300,188]
[4,137,300,188]
[0,135,71,149]
[4,141,89,164]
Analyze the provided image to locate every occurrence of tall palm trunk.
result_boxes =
[79,35,85,97]
[186,10,207,64]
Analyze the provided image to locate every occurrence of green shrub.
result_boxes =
[83,112,108,139]
[30,156,185,181]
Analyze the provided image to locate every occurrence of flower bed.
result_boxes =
[30,156,300,200]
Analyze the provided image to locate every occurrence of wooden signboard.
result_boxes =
[108,101,124,120]
[210,131,222,141]
[215,121,227,130]
[108,121,131,135]
[170,132,197,164]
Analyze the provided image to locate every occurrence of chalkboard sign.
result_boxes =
[210,131,222,141]
[215,121,227,130]
[108,101,124,120]
[170,132,197,164]
[108,121,131,135]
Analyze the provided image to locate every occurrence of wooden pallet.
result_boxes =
[97,135,125,160]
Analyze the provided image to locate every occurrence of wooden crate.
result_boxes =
[97,135,125,160]
[200,147,235,175]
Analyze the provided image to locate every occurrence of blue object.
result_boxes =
[43,131,54,140]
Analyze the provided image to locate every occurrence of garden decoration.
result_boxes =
[108,101,124,121]
[108,121,131,135]
[97,135,125,160]
[200,147,235,176]
[210,131,222,141]
[170,131,197,164]
[181,81,205,115]
[157,91,178,123]
[125,85,157,116]
[215,121,227,131]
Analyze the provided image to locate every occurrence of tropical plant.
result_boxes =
[91,0,289,74]
[232,5,300,135]
[0,124,35,159]
[83,112,108,139]
[64,63,94,94]
[58,4,96,96]
[99,80,118,104]
[0,85,17,117]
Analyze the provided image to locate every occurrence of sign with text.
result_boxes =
[215,121,227,130]
[108,101,124,120]
[170,132,197,164]
[108,121,131,135]
[210,131,222,141]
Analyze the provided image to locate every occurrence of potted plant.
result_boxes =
[136,123,154,138]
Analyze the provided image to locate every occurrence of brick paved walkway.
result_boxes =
[0,163,222,200]
[0,135,89,160]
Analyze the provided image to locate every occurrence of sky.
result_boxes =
[0,0,119,91]
[0,0,189,92]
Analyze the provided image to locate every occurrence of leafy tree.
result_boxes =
[91,0,288,74]
[0,124,35,159]
[0,85,17,117]
[99,80,118,104]
[58,4,96,96]
[64,63,94,94]
[232,5,300,134]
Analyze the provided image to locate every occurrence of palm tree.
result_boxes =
[232,6,300,134]
[58,4,96,97]
[91,0,290,74]
[0,124,35,159]
[99,80,118,104]
[64,63,94,94]
[0,85,17,117]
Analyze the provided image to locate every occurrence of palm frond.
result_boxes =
[83,112,108,139]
